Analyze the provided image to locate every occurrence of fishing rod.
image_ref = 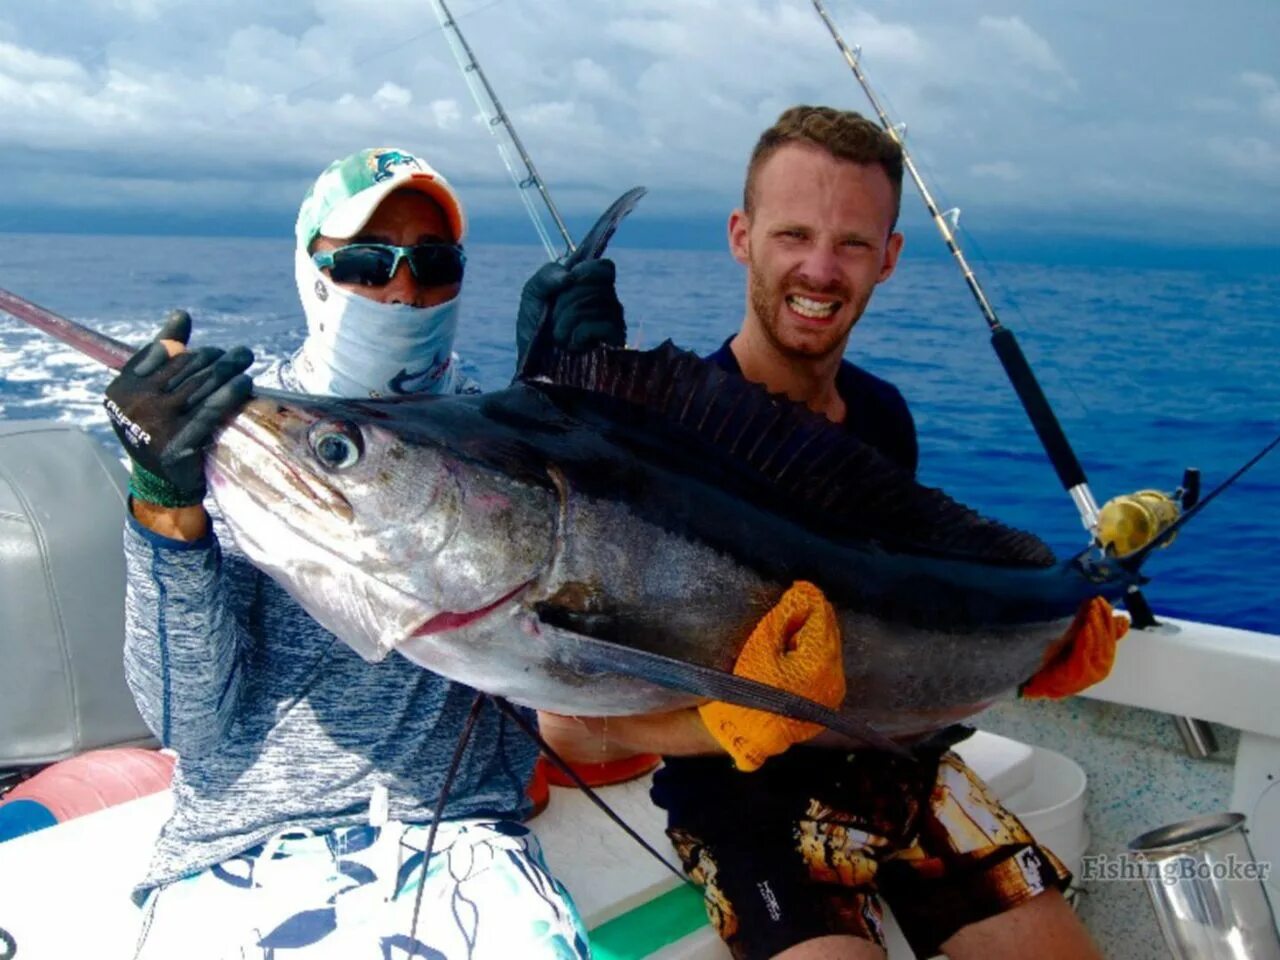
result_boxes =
[428,0,575,260]
[429,0,649,349]
[809,0,1189,627]
[810,0,1103,533]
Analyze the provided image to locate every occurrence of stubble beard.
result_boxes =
[748,263,866,363]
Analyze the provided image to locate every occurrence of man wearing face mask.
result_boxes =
[284,147,480,399]
[105,148,617,959]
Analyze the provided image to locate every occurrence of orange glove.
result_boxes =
[1021,596,1129,699]
[698,581,847,772]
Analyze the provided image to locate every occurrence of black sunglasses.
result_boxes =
[312,242,466,288]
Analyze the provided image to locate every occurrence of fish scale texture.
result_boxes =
[119,360,535,901]
[544,341,1057,568]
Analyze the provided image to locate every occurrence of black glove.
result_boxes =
[516,258,625,371]
[104,310,254,507]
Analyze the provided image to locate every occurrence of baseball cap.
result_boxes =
[295,147,467,250]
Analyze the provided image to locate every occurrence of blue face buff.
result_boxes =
[292,247,462,398]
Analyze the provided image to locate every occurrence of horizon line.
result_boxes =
[1,218,1276,272]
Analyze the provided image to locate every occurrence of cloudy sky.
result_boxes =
[1,0,1276,258]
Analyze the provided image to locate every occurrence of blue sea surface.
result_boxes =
[0,233,1275,632]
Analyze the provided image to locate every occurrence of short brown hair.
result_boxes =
[744,105,904,229]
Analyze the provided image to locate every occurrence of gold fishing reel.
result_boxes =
[1096,490,1180,556]
[1094,468,1200,557]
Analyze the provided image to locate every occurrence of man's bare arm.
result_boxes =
[538,708,720,761]
[131,500,209,541]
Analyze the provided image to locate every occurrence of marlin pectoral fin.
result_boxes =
[516,186,647,382]
[537,604,907,756]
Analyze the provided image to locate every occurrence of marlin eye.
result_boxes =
[309,421,363,471]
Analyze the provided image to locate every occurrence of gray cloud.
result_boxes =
[0,0,1276,246]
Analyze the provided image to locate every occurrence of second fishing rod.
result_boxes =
[808,0,1207,630]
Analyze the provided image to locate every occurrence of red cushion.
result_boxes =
[3,748,174,822]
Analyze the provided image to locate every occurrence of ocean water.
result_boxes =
[0,232,1276,632]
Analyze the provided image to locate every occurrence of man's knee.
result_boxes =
[939,889,1101,960]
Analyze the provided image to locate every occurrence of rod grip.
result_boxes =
[990,327,1087,491]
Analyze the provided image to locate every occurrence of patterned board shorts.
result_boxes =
[652,737,1071,960]
[134,818,590,960]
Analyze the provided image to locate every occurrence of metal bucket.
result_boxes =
[1129,812,1280,959]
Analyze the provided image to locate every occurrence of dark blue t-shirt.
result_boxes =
[650,339,925,832]
[705,338,918,475]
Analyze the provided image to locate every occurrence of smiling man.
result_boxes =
[715,104,915,470]
[653,108,1093,960]
[536,107,1103,960]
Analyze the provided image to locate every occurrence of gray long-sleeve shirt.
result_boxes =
[122,356,535,898]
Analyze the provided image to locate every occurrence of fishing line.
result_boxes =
[950,223,1098,420]
[408,690,486,946]
[849,21,1093,421]
[270,0,511,109]
[1118,429,1280,568]
[429,0,574,262]
[490,697,691,885]
[206,0,511,132]
[429,0,654,352]
[206,0,512,130]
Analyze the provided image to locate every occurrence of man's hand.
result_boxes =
[104,309,254,510]
[516,258,625,370]
[698,581,847,772]
[1021,596,1129,699]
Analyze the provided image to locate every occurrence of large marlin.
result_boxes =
[1,195,1267,752]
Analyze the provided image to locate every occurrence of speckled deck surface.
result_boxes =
[977,697,1239,960]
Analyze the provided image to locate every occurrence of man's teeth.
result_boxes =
[787,295,839,319]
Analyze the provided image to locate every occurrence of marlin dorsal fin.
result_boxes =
[542,341,1057,568]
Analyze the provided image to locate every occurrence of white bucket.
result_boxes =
[1001,745,1090,877]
